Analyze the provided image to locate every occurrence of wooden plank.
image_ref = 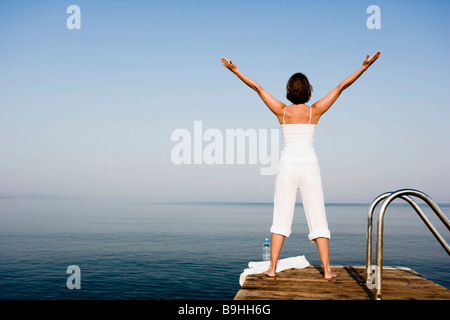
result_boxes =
[234,265,450,300]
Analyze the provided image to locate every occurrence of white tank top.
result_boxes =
[280,105,317,160]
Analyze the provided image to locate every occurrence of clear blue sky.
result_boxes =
[0,0,449,203]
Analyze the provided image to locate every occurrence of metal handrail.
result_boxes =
[365,189,450,300]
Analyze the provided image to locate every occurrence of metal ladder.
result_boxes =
[365,189,450,300]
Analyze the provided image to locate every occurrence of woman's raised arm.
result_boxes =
[221,57,285,116]
[312,51,381,116]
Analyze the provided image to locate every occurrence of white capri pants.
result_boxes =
[270,156,330,241]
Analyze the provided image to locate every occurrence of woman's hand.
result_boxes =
[313,50,381,116]
[220,57,285,116]
[221,57,238,72]
[362,51,381,69]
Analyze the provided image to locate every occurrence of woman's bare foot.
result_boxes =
[264,263,276,277]
[264,269,276,277]
[323,267,337,279]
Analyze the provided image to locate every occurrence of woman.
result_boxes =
[221,51,381,279]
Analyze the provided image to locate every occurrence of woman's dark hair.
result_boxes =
[286,73,312,104]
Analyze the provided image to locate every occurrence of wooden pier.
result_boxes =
[234,265,450,300]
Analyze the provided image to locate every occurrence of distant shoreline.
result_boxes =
[120,201,450,208]
[1,196,449,207]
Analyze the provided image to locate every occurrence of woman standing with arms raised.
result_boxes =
[221,51,381,279]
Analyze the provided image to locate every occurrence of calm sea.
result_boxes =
[0,199,448,300]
